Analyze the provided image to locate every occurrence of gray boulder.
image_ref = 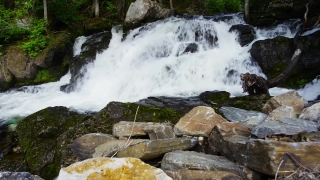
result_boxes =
[219,106,266,129]
[251,118,318,138]
[161,150,244,178]
[0,172,43,180]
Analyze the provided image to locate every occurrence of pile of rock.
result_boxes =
[1,90,320,180]
[58,91,320,179]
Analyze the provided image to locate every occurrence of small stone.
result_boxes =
[299,102,320,121]
[165,169,242,180]
[143,124,176,140]
[264,105,296,122]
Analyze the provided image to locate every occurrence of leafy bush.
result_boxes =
[206,0,243,14]
[21,19,47,59]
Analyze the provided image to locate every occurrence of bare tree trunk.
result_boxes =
[170,0,173,10]
[93,0,99,17]
[43,0,48,25]
[245,0,250,23]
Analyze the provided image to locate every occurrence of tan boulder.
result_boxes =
[262,91,307,114]
[299,102,320,121]
[174,106,227,137]
[116,138,197,160]
[264,105,296,122]
[56,157,172,180]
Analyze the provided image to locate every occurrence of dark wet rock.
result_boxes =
[0,172,43,180]
[219,106,266,129]
[251,118,318,138]
[0,153,29,172]
[221,94,270,112]
[229,24,255,46]
[181,43,198,54]
[165,170,242,180]
[161,150,244,178]
[199,91,230,105]
[195,28,217,48]
[117,138,198,160]
[250,31,320,88]
[16,107,88,180]
[0,127,18,157]
[71,133,116,160]
[137,96,209,114]
[209,123,320,176]
[62,32,112,92]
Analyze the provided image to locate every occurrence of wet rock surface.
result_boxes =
[229,24,255,46]
[0,172,43,180]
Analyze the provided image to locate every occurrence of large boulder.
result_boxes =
[299,102,320,121]
[161,150,245,178]
[165,170,242,180]
[174,106,227,137]
[251,118,319,138]
[251,30,320,88]
[262,91,307,114]
[56,157,172,180]
[125,0,172,25]
[209,122,320,176]
[16,107,88,180]
[0,32,72,91]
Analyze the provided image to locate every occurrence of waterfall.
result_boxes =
[0,15,318,124]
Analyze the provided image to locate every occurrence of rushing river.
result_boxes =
[0,15,319,124]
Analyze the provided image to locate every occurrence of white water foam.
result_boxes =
[0,16,318,123]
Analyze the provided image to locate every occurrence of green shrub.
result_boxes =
[206,0,243,14]
[21,19,47,59]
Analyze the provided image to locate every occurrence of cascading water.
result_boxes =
[0,15,319,124]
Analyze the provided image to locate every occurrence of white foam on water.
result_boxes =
[0,16,319,122]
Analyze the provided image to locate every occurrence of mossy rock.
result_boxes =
[16,107,88,179]
[221,95,270,112]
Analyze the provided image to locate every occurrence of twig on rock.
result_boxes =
[275,160,284,180]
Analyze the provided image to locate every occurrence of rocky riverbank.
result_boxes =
[1,90,320,179]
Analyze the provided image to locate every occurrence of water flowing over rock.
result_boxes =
[219,106,266,129]
[264,105,296,122]
[161,151,244,178]
[250,31,320,88]
[262,91,307,114]
[125,0,172,25]
[0,172,43,180]
[56,157,172,180]
[299,102,320,122]
[71,133,117,160]
[116,138,197,160]
[229,24,255,46]
[165,170,242,180]
[174,106,227,137]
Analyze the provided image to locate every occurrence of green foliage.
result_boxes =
[0,45,2,56]
[0,5,28,43]
[21,19,47,59]
[206,0,243,14]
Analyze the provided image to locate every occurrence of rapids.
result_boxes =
[0,15,319,124]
